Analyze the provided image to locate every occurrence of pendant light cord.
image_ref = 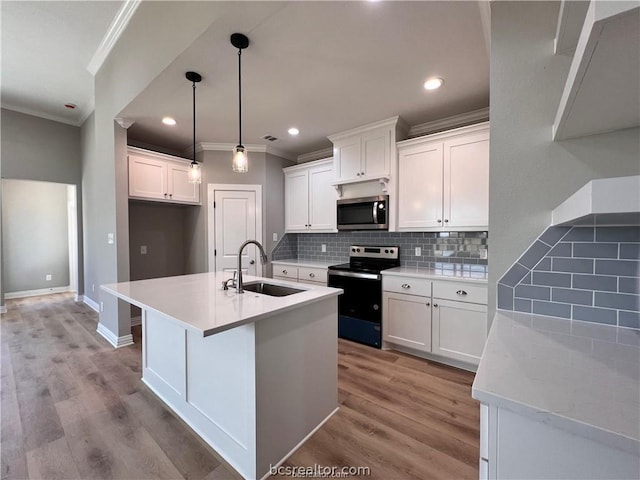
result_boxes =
[192,80,197,163]
[238,48,242,146]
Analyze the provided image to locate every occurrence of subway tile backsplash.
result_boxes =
[498,226,640,329]
[272,231,488,268]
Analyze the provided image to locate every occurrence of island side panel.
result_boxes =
[142,309,258,480]
[254,297,339,478]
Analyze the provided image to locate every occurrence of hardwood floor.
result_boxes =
[1,293,479,480]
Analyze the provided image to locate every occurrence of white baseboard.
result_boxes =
[130,315,142,327]
[82,296,100,313]
[96,322,134,348]
[0,305,6,314]
[4,285,73,300]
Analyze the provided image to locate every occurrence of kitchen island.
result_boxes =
[102,272,342,480]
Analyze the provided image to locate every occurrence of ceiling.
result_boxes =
[2,1,490,160]
[1,0,123,125]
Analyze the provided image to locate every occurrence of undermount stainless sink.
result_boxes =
[242,282,304,297]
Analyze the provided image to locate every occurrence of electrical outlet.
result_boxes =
[272,233,278,242]
[415,247,422,256]
[45,274,52,281]
[100,301,104,312]
[92,283,95,292]
[107,233,114,244]
[321,244,327,253]
[140,245,147,255]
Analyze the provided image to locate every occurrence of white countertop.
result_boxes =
[382,264,488,283]
[271,259,337,268]
[473,310,640,455]
[102,272,342,337]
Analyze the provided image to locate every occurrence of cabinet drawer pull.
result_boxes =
[401,283,411,289]
[282,270,287,274]
[444,219,449,223]
[169,193,173,198]
[309,273,315,278]
[164,193,168,198]
[437,219,442,223]
[456,290,468,296]
[433,303,439,308]
[426,302,430,307]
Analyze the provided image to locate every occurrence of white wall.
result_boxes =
[488,1,640,320]
[1,180,70,293]
[85,2,226,338]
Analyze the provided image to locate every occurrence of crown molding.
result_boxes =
[87,0,142,76]
[190,142,296,161]
[328,116,403,142]
[1,103,81,127]
[408,108,490,138]
[115,118,135,129]
[297,147,333,164]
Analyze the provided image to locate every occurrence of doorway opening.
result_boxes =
[1,179,80,300]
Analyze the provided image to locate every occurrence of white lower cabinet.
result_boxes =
[272,263,327,286]
[479,402,639,479]
[383,292,431,352]
[383,274,487,368]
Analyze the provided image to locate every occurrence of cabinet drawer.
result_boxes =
[272,266,298,280]
[433,281,487,304]
[298,267,327,284]
[383,276,431,297]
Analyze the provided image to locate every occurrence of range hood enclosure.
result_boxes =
[552,175,640,226]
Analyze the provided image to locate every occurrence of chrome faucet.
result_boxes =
[236,239,268,294]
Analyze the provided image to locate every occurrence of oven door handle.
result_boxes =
[328,270,381,281]
[372,201,378,224]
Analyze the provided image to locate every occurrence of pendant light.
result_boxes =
[231,33,249,173]
[186,71,202,184]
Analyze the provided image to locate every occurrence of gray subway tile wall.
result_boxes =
[497,226,640,329]
[272,231,488,267]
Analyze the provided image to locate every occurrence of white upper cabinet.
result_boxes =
[397,122,489,231]
[128,147,200,205]
[329,117,407,184]
[284,159,337,233]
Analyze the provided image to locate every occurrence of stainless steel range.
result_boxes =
[327,245,400,348]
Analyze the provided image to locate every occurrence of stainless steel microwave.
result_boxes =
[337,195,388,231]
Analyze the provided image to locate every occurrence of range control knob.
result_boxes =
[390,249,394,254]
[351,248,356,252]
[385,249,389,253]
[357,248,361,252]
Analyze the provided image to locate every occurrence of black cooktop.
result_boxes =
[328,245,400,274]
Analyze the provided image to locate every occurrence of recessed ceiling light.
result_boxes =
[288,127,300,136]
[162,117,177,126]
[423,78,444,90]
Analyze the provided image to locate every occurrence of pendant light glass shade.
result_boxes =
[231,33,250,173]
[232,145,248,173]
[188,162,202,183]
[186,71,202,184]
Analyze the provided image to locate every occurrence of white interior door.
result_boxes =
[210,186,262,276]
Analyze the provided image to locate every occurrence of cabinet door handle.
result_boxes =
[444,219,449,223]
[309,273,315,278]
[282,270,287,274]
[361,171,365,176]
[456,290,468,296]
[437,219,442,223]
[164,193,168,198]
[401,283,411,289]
[433,303,439,308]
[426,302,431,307]
[169,193,173,198]
[356,172,361,177]
[249,260,255,265]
